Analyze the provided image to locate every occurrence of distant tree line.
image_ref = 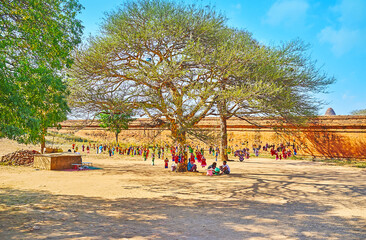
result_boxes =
[351,109,366,115]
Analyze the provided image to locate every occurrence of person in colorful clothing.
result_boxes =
[151,152,155,166]
[164,158,169,169]
[187,160,197,172]
[220,161,230,174]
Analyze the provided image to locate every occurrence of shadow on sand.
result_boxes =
[0,184,365,239]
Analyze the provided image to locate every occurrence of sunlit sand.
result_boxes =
[1,139,365,239]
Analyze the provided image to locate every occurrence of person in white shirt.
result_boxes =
[220,161,230,174]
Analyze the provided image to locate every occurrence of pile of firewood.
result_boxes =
[1,150,40,166]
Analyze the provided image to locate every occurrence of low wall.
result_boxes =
[53,116,366,159]
[34,153,82,170]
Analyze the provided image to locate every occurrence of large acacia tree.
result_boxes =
[189,29,280,160]
[202,30,335,161]
[69,0,335,163]
[69,0,226,146]
[0,0,83,152]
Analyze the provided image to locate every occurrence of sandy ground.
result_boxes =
[0,139,365,239]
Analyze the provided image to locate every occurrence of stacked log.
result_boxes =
[0,150,40,166]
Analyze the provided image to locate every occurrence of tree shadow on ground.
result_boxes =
[0,187,365,240]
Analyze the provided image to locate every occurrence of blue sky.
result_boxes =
[78,0,366,115]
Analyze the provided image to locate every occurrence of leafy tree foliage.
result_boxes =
[350,109,366,115]
[68,74,134,121]
[208,33,335,160]
[185,25,334,160]
[69,0,226,145]
[69,0,335,160]
[97,110,134,143]
[0,0,83,150]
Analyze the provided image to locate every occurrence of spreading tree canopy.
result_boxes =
[0,0,83,151]
[68,0,335,161]
[207,33,335,160]
[69,0,226,145]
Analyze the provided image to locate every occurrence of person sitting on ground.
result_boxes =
[171,162,177,172]
[207,162,220,175]
[187,160,197,172]
[208,162,216,169]
[207,162,215,176]
[220,161,230,174]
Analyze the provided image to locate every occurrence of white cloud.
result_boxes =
[332,0,366,26]
[263,0,309,26]
[318,27,362,57]
[234,3,241,10]
[318,0,366,56]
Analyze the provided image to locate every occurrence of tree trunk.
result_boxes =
[115,132,119,143]
[170,119,186,145]
[220,113,229,162]
[219,82,229,162]
[40,134,45,154]
[177,130,186,146]
[170,119,187,171]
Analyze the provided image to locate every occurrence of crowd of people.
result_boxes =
[69,141,299,174]
[233,143,298,162]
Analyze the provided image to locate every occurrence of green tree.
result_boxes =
[69,0,225,146]
[98,110,134,143]
[350,109,366,115]
[190,29,277,161]
[0,0,83,152]
[68,0,335,165]
[200,29,335,161]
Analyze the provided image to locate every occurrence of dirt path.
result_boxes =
[0,146,365,239]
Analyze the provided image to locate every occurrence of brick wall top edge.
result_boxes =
[58,116,366,128]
